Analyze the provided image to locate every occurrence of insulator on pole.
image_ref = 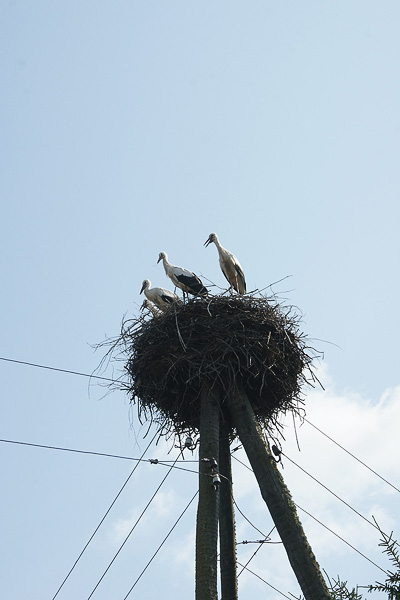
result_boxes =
[212,473,221,490]
[272,445,282,462]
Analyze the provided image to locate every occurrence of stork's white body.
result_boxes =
[158,252,207,296]
[140,279,179,311]
[204,232,246,294]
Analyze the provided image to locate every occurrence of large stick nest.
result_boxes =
[97,294,321,441]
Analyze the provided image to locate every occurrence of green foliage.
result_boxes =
[367,519,400,599]
[324,571,363,600]
[295,520,400,600]
[295,572,362,600]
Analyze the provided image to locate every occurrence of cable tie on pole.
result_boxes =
[202,457,220,490]
[208,456,218,469]
[238,538,271,545]
[231,445,242,452]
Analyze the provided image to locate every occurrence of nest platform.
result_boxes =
[102,294,319,440]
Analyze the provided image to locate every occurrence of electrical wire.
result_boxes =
[51,431,158,599]
[86,454,180,600]
[232,454,389,576]
[122,491,198,599]
[304,418,400,494]
[295,503,388,576]
[2,355,399,493]
[4,433,283,597]
[236,561,293,599]
[230,479,287,595]
[0,437,148,462]
[2,354,398,590]
[233,498,272,540]
[0,437,198,465]
[0,438,227,483]
[0,356,115,383]
[232,448,394,542]
[237,525,276,578]
[282,452,386,535]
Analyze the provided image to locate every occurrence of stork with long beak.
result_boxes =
[157,252,208,297]
[204,232,246,294]
[140,279,180,311]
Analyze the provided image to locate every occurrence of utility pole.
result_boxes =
[121,293,332,599]
[219,416,238,600]
[195,383,220,600]
[228,385,331,600]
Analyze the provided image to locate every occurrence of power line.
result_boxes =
[237,525,276,578]
[236,561,293,599]
[295,503,388,576]
[0,437,146,462]
[232,454,388,576]
[0,437,199,468]
[3,435,285,595]
[2,354,399,494]
[120,484,287,600]
[0,356,115,383]
[86,454,180,600]
[0,438,225,485]
[282,452,385,534]
[51,432,158,600]
[2,354,398,585]
[122,491,198,600]
[5,433,281,597]
[233,498,272,540]
[3,432,395,574]
[304,418,400,494]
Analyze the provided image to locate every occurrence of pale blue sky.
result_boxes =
[1,2,400,599]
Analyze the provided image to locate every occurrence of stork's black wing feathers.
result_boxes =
[176,272,208,296]
[160,293,175,304]
[221,268,231,286]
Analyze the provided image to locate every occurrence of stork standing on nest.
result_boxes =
[140,279,180,311]
[204,232,246,294]
[157,252,208,297]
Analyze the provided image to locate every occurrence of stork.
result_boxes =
[140,279,180,311]
[157,252,208,297]
[141,298,162,317]
[204,232,246,294]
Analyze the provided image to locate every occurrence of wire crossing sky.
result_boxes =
[2,2,400,598]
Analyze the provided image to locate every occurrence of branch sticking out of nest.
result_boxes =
[95,294,323,441]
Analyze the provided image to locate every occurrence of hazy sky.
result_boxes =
[1,2,400,599]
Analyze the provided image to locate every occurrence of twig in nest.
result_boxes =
[94,293,323,442]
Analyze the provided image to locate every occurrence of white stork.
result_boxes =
[141,298,162,317]
[204,232,246,294]
[140,279,180,311]
[157,252,208,297]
